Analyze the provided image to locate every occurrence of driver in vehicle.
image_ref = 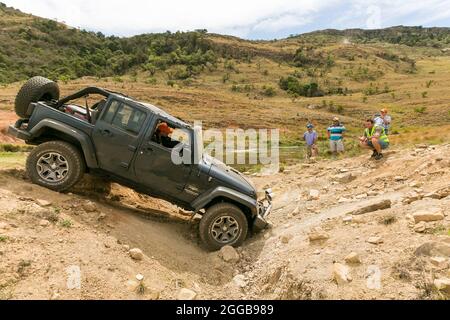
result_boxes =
[154,122,179,149]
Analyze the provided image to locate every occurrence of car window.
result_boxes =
[103,101,146,135]
[151,120,191,149]
[103,100,120,123]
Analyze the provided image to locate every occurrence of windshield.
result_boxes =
[193,125,204,164]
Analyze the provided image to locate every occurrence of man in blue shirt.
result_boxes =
[327,117,346,156]
[303,123,318,159]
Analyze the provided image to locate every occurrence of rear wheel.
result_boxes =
[199,203,248,251]
[15,76,60,119]
[26,141,85,192]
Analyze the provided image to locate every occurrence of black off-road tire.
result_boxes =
[15,76,60,119]
[26,141,85,192]
[199,203,248,251]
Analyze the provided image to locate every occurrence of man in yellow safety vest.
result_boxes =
[359,118,390,160]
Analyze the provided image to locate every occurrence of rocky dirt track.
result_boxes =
[0,144,449,300]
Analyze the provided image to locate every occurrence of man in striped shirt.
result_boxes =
[327,117,346,156]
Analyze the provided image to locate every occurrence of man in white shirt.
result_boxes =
[380,108,392,134]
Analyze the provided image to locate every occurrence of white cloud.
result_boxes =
[3,0,450,39]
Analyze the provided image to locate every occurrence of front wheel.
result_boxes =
[26,141,86,192]
[199,203,248,251]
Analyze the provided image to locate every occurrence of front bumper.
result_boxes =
[8,124,32,141]
[253,188,273,230]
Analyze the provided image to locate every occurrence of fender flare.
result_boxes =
[29,119,98,168]
[191,186,258,216]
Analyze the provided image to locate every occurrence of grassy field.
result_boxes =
[1,51,450,165]
[0,152,26,169]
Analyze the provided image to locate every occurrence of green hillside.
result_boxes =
[1,1,450,89]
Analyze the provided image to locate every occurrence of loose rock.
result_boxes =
[82,201,98,213]
[39,219,50,227]
[0,222,10,230]
[219,245,240,263]
[332,173,356,184]
[412,208,444,223]
[434,278,450,294]
[415,241,450,257]
[332,263,352,285]
[430,257,449,269]
[129,248,144,261]
[345,252,361,264]
[342,216,353,223]
[280,234,293,244]
[414,221,427,233]
[136,274,144,281]
[349,199,391,215]
[177,288,197,300]
[308,189,320,201]
[308,228,330,242]
[36,199,52,207]
[232,274,247,288]
[367,236,383,245]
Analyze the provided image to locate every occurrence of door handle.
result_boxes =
[101,129,113,137]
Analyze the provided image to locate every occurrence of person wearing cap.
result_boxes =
[303,123,318,159]
[327,117,346,156]
[380,108,392,134]
[359,118,389,160]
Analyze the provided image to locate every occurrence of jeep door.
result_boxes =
[133,118,194,201]
[92,99,147,176]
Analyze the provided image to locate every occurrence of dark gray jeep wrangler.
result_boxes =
[8,77,272,250]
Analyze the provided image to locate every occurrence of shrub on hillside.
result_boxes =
[279,76,323,97]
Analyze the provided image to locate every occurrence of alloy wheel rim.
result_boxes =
[211,215,240,244]
[36,152,69,183]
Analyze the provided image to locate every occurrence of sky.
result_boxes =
[3,0,450,39]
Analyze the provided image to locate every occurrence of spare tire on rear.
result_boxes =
[15,76,60,119]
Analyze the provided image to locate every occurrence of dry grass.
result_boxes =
[0,39,449,150]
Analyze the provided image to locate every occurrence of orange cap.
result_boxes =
[157,122,173,134]
[381,108,388,113]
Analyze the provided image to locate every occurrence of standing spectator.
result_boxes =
[374,112,384,127]
[380,108,392,134]
[327,117,346,156]
[303,123,318,159]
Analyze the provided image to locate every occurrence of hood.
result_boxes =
[203,154,256,198]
